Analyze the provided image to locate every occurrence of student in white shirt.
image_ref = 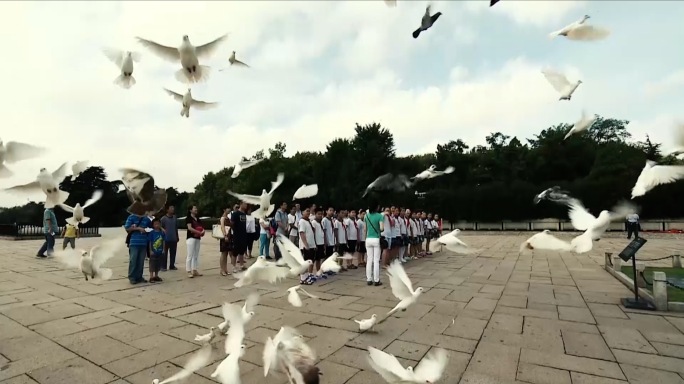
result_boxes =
[381,207,393,266]
[322,207,336,258]
[398,208,408,263]
[288,207,298,245]
[298,209,316,285]
[356,210,367,267]
[408,210,418,258]
[312,209,326,272]
[422,212,433,255]
[334,211,349,271]
[391,207,401,263]
[345,210,359,270]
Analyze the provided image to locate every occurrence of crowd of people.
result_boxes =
[121,202,444,286]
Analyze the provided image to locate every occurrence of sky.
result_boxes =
[0,0,682,208]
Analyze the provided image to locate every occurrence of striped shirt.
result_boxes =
[124,214,152,247]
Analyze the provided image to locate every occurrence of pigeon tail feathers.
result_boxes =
[114,74,136,89]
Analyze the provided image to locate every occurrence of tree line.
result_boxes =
[1,117,682,227]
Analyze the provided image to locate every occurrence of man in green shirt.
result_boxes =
[36,207,58,258]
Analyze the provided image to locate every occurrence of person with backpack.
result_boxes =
[124,212,152,284]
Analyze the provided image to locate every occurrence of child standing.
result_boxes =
[61,223,79,250]
[148,218,165,283]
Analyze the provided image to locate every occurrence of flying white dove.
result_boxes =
[263,326,320,384]
[211,303,246,384]
[519,230,573,253]
[564,110,596,140]
[164,88,218,118]
[317,252,353,275]
[211,344,245,384]
[4,163,69,208]
[233,256,290,287]
[231,159,263,178]
[152,346,212,384]
[218,293,259,333]
[53,237,124,281]
[542,69,582,101]
[293,184,318,200]
[411,348,449,383]
[102,48,141,89]
[0,140,46,178]
[136,34,227,84]
[566,198,638,253]
[274,234,314,276]
[379,260,424,323]
[286,285,319,308]
[69,160,90,181]
[367,346,414,383]
[549,15,610,41]
[354,314,377,332]
[194,327,216,344]
[665,123,684,158]
[412,5,442,39]
[219,51,249,70]
[412,165,455,181]
[631,160,684,199]
[59,189,103,226]
[433,229,478,254]
[228,173,284,218]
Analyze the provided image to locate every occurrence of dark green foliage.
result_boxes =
[2,117,683,225]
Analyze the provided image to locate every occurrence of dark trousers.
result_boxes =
[274,236,282,261]
[163,241,177,269]
[627,223,639,239]
[37,233,55,256]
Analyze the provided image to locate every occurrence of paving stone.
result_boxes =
[520,348,625,380]
[570,372,627,384]
[587,303,628,319]
[444,315,488,340]
[60,335,141,365]
[27,356,117,384]
[613,349,684,374]
[0,375,39,384]
[620,363,684,383]
[463,341,519,381]
[516,362,571,384]
[487,313,523,334]
[383,340,430,361]
[558,306,595,324]
[29,318,87,338]
[599,326,657,354]
[652,341,684,359]
[561,330,614,361]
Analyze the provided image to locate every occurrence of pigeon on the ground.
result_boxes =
[4,163,69,208]
[549,15,610,41]
[286,285,319,308]
[59,189,103,226]
[102,48,141,89]
[412,5,442,39]
[631,160,684,198]
[164,88,218,118]
[542,69,582,101]
[152,346,212,384]
[70,161,90,181]
[317,252,353,274]
[263,327,320,384]
[519,230,573,253]
[533,186,571,205]
[412,164,455,181]
[564,110,596,140]
[229,173,284,218]
[434,229,478,254]
[53,237,124,281]
[293,184,318,200]
[119,168,167,216]
[354,315,377,332]
[136,34,227,84]
[0,139,46,178]
[231,159,263,178]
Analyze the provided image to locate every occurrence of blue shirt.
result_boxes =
[124,214,152,247]
[43,209,57,234]
[148,230,165,255]
[275,210,289,236]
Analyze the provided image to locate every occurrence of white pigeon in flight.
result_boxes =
[194,327,216,344]
[631,160,684,199]
[233,256,289,287]
[519,230,573,254]
[218,293,259,333]
[354,314,377,332]
[566,198,638,253]
[69,161,90,181]
[317,252,353,274]
[59,189,103,226]
[274,234,314,276]
[433,229,478,254]
[222,51,249,69]
[164,88,218,118]
[549,15,610,41]
[4,163,69,208]
[136,34,227,84]
[542,69,582,101]
[102,48,141,89]
[152,346,212,384]
[53,237,124,281]
[665,123,684,158]
[378,260,424,324]
[228,173,284,217]
[368,346,448,384]
[231,159,263,178]
[212,303,246,384]
[412,165,455,181]
[292,184,318,200]
[0,139,46,178]
[564,110,596,140]
[286,285,319,308]
[263,327,320,384]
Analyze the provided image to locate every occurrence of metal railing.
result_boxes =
[0,224,100,239]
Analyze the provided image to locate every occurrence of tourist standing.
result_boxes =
[274,202,289,261]
[185,205,205,278]
[160,205,179,271]
[298,208,316,285]
[345,210,359,269]
[245,206,256,259]
[61,223,79,250]
[259,215,271,258]
[36,207,58,258]
[124,212,152,284]
[356,210,367,267]
[231,202,248,272]
[627,213,640,239]
[364,204,384,286]
[148,218,164,283]
[219,208,232,276]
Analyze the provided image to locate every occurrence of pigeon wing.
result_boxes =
[227,191,262,205]
[3,141,45,163]
[243,292,260,313]
[191,99,219,110]
[135,37,179,62]
[276,234,307,267]
[195,34,228,59]
[164,88,185,103]
[270,173,285,195]
[102,48,124,67]
[90,237,124,270]
[639,165,684,194]
[566,25,611,41]
[83,189,103,209]
[222,303,245,354]
[52,162,69,181]
[4,180,40,192]
[53,249,83,270]
[542,69,571,93]
[413,348,448,383]
[368,347,412,381]
[566,198,596,231]
[293,184,318,200]
[386,261,414,300]
[159,346,212,384]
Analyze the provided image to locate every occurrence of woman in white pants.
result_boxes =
[185,205,205,278]
[363,205,385,286]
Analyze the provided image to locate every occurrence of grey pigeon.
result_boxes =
[533,186,571,205]
[363,173,414,197]
[119,168,167,216]
[413,5,442,39]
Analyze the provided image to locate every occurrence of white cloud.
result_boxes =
[644,69,684,98]
[464,0,587,28]
[0,1,680,207]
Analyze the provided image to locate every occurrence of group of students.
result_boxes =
[268,202,443,285]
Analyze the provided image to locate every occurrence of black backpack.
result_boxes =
[125,216,145,247]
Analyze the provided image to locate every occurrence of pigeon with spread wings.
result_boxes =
[549,15,610,41]
[53,237,124,281]
[412,5,442,39]
[542,69,582,101]
[4,163,69,208]
[228,173,284,218]
[0,139,46,178]
[164,88,218,118]
[119,168,167,216]
[102,48,141,89]
[59,189,103,226]
[631,160,684,199]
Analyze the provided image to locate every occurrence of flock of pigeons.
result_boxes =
[2,2,684,383]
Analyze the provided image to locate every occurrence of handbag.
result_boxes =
[212,217,226,239]
[366,215,388,249]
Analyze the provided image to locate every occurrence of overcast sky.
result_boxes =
[0,1,682,208]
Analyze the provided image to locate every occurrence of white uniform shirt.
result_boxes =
[399,217,407,235]
[322,217,335,246]
[345,217,358,241]
[298,218,315,250]
[335,219,347,244]
[312,220,325,246]
[288,214,298,237]
[357,219,366,241]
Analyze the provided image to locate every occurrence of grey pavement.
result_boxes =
[2,232,684,384]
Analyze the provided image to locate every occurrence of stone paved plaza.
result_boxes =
[2,232,684,384]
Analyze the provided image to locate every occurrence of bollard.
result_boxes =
[653,271,668,311]
[673,255,682,269]
[635,262,647,288]
[605,252,613,269]
[613,256,622,272]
